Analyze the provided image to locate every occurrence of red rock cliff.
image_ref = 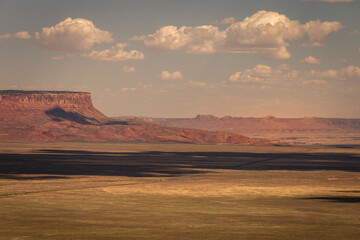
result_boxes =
[0,90,108,124]
[0,90,274,144]
[0,91,93,110]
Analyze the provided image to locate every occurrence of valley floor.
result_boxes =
[0,141,359,240]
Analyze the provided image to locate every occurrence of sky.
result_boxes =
[0,0,359,118]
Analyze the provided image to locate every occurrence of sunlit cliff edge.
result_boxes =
[0,90,273,145]
[117,114,360,134]
[115,114,360,145]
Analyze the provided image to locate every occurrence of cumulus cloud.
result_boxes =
[0,31,31,42]
[228,64,360,90]
[302,0,355,2]
[310,65,360,80]
[188,80,206,87]
[160,71,183,80]
[122,66,136,72]
[212,17,236,25]
[302,80,327,85]
[132,10,343,59]
[35,17,113,52]
[301,20,343,47]
[228,64,360,86]
[228,64,293,83]
[83,43,144,62]
[13,31,31,39]
[276,64,292,71]
[132,25,224,54]
[299,56,321,64]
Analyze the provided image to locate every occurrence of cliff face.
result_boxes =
[0,90,108,124]
[123,114,360,134]
[115,114,360,145]
[0,90,272,145]
[0,91,94,110]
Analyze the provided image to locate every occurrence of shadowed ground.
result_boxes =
[0,142,359,240]
[1,148,359,178]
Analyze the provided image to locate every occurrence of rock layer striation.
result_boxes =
[119,114,360,134]
[0,90,272,144]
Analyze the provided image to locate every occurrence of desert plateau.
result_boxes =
[0,90,271,145]
[1,1,360,239]
[1,142,360,240]
[0,90,360,239]
[118,115,360,145]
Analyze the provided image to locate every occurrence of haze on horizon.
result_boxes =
[0,0,359,118]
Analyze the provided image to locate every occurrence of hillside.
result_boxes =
[117,114,360,134]
[115,114,360,145]
[0,90,272,145]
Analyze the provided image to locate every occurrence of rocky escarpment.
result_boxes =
[0,90,108,125]
[118,114,360,134]
[115,114,360,145]
[0,90,94,109]
[0,90,273,144]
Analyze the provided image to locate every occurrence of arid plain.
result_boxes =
[1,141,359,240]
[2,1,360,239]
[1,92,360,239]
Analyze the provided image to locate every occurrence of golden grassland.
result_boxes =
[0,141,359,240]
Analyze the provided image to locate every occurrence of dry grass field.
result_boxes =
[0,141,359,240]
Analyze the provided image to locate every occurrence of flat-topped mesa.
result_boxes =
[0,90,109,124]
[0,90,95,111]
[195,114,219,120]
[0,90,275,144]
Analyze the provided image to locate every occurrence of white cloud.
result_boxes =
[35,17,113,52]
[302,79,327,85]
[133,25,224,54]
[160,71,183,80]
[13,31,31,39]
[299,56,321,64]
[301,20,343,47]
[310,65,360,80]
[133,10,343,59]
[228,64,292,83]
[188,80,206,87]
[228,64,360,85]
[0,31,31,42]
[122,66,136,72]
[302,0,355,2]
[83,43,144,62]
[276,64,292,71]
[212,17,236,25]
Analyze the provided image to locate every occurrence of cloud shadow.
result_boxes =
[0,149,359,180]
[301,196,360,203]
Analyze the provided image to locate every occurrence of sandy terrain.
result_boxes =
[0,141,359,239]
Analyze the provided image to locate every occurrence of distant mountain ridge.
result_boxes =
[0,91,273,145]
[116,114,360,134]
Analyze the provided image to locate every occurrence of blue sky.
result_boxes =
[0,0,359,117]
